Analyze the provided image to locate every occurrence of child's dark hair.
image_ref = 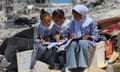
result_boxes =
[52,9,65,19]
[40,9,50,20]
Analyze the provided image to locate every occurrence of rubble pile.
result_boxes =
[0,24,28,45]
[85,0,120,20]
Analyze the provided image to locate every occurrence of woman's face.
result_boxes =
[42,15,51,26]
[72,11,82,21]
[53,16,65,25]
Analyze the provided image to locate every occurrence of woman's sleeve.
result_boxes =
[90,21,99,41]
[34,24,40,43]
[69,21,74,35]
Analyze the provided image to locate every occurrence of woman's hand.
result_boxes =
[82,35,92,40]
[71,33,76,38]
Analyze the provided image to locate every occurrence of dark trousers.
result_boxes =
[52,47,66,68]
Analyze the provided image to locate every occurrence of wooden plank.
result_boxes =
[85,67,105,72]
[97,17,120,29]
[50,70,61,72]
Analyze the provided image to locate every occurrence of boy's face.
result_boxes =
[53,16,64,25]
[42,15,51,26]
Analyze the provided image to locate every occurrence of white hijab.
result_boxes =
[72,4,93,37]
[73,4,88,19]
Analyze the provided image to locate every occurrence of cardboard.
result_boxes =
[17,50,33,72]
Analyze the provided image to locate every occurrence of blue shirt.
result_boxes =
[34,22,54,43]
[52,20,70,41]
[69,18,99,41]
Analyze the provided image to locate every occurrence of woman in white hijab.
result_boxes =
[66,4,99,72]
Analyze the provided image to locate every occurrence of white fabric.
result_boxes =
[73,4,88,18]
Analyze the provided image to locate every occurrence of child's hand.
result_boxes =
[64,38,68,42]
[39,39,45,44]
[54,34,60,42]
